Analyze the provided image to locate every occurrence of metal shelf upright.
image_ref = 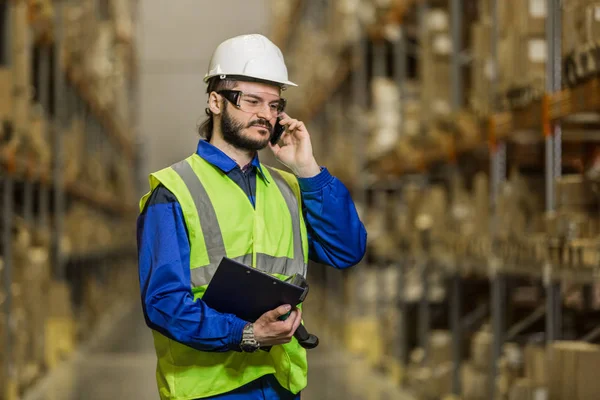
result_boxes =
[2,2,15,396]
[393,24,409,368]
[351,33,369,320]
[449,0,464,394]
[488,0,507,398]
[545,0,562,346]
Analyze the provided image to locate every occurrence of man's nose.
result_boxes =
[256,102,273,120]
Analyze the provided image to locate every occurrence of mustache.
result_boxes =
[247,119,272,130]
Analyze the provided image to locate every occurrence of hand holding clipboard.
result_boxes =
[202,257,319,349]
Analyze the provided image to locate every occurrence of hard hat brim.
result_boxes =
[204,73,298,88]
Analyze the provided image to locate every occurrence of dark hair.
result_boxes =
[198,77,237,141]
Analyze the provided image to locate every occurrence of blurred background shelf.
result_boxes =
[3,0,600,399]
[274,0,600,399]
[1,0,139,398]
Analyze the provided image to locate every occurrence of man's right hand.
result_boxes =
[252,304,302,347]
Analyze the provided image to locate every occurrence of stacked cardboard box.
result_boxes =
[12,0,32,144]
[367,77,402,162]
[508,0,547,100]
[64,202,135,257]
[470,18,494,116]
[548,341,600,399]
[112,43,132,130]
[29,106,52,170]
[562,0,600,57]
[45,281,75,370]
[509,379,536,400]
[0,68,12,123]
[519,344,548,399]
[547,175,600,269]
[5,220,52,389]
[498,344,525,398]
[472,0,548,110]
[64,118,85,184]
[421,8,453,121]
[406,330,454,399]
[461,325,493,400]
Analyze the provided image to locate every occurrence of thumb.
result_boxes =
[267,304,292,320]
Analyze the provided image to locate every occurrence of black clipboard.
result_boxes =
[202,257,307,322]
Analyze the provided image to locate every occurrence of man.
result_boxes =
[137,34,367,400]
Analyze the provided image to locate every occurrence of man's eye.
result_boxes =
[244,99,260,105]
[269,104,279,110]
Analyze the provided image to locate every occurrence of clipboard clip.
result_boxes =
[284,273,310,302]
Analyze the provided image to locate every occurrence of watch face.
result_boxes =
[241,341,259,353]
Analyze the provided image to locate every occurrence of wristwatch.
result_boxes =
[240,323,260,353]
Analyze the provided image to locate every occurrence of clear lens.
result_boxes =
[237,92,285,116]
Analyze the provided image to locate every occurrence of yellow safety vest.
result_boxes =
[139,153,310,400]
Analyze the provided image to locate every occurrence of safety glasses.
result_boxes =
[217,90,286,117]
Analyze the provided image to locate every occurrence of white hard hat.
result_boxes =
[204,34,297,88]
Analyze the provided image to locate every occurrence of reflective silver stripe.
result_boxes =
[171,160,226,267]
[190,263,217,288]
[265,167,306,277]
[191,253,301,287]
[190,254,252,287]
[256,253,296,276]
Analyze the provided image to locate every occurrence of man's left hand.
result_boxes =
[268,113,321,178]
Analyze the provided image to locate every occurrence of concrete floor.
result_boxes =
[23,303,414,400]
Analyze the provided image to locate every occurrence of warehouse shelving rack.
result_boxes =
[1,1,139,398]
[277,0,600,399]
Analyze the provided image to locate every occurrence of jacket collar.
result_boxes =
[196,140,268,182]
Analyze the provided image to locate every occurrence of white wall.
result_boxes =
[137,0,271,176]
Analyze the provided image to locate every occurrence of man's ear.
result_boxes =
[208,92,222,115]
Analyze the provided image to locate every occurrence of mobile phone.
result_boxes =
[270,117,285,145]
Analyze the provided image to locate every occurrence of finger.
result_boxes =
[279,116,294,125]
[291,309,303,333]
[282,310,298,331]
[267,304,292,321]
[275,131,291,147]
[288,121,299,132]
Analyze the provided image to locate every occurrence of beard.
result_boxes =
[221,104,273,151]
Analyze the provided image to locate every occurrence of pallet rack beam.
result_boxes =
[506,304,546,342]
[461,302,489,332]
[581,325,600,343]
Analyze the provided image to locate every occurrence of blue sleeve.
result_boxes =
[297,168,367,269]
[136,185,247,352]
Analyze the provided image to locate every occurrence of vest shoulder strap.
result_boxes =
[263,166,301,202]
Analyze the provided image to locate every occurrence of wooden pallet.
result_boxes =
[550,77,600,121]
